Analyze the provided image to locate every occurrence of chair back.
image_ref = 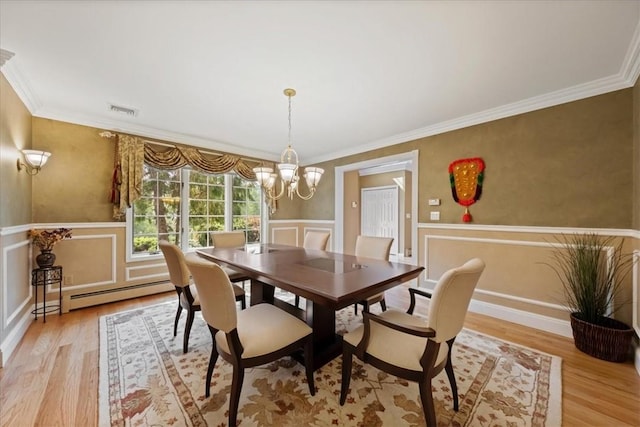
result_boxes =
[427,258,485,343]
[159,240,190,288]
[210,231,246,248]
[303,231,330,250]
[185,257,238,333]
[355,235,393,261]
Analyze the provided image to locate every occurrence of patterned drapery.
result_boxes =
[109,133,271,219]
[112,135,145,220]
[144,145,259,180]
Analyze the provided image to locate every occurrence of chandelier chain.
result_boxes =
[288,92,292,147]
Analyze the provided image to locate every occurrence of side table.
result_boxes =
[31,265,63,322]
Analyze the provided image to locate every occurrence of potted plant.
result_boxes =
[546,233,635,362]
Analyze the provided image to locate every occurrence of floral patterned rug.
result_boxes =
[99,299,561,426]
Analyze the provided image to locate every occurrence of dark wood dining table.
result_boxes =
[196,243,424,369]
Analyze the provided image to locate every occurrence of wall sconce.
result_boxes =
[17,150,51,175]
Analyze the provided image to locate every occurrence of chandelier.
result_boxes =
[253,88,324,202]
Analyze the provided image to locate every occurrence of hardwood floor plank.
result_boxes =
[1,287,639,427]
[76,350,99,427]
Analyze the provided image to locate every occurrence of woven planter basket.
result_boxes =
[570,313,634,363]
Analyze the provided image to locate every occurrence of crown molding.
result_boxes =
[621,19,640,86]
[31,106,280,162]
[307,70,635,165]
[1,59,41,113]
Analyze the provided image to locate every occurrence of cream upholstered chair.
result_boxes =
[159,241,246,353]
[353,235,394,314]
[340,258,485,426]
[294,231,331,307]
[185,256,315,426]
[303,230,330,251]
[210,231,251,288]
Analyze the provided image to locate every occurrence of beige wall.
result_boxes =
[31,119,115,223]
[300,90,634,229]
[0,73,32,227]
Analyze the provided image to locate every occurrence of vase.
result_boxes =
[36,249,56,268]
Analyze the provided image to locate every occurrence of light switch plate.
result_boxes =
[430,211,440,221]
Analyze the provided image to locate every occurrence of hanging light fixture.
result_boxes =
[254,88,324,202]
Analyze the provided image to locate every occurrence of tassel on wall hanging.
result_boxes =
[448,157,485,222]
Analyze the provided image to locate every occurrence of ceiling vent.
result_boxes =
[108,103,138,117]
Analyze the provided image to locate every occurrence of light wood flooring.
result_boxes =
[1,285,639,426]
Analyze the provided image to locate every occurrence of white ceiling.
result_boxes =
[1,1,639,164]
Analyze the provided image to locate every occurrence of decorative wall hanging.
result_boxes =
[448,157,485,222]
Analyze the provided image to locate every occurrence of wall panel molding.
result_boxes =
[2,239,31,328]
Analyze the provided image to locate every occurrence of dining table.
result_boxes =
[196,243,424,370]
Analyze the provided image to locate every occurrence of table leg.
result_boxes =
[249,279,342,370]
[250,279,274,305]
[306,299,342,370]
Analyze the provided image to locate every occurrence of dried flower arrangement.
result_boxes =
[28,228,73,251]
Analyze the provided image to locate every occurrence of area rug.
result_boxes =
[99,300,562,426]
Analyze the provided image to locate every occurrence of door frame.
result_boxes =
[334,150,419,265]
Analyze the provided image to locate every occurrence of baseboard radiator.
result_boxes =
[67,280,173,311]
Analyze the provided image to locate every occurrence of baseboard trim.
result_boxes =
[468,299,573,338]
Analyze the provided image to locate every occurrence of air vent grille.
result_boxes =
[108,103,138,117]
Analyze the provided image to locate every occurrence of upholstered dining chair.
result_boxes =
[294,231,331,307]
[339,258,485,426]
[159,241,246,354]
[185,256,316,426]
[210,231,251,289]
[353,235,394,314]
[303,230,330,251]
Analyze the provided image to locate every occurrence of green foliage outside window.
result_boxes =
[131,166,261,254]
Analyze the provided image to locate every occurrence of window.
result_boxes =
[129,165,262,257]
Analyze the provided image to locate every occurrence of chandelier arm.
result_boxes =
[263,179,287,202]
[294,185,316,200]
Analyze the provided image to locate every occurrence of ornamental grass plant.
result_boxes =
[546,233,634,326]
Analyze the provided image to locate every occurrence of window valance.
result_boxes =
[105,132,271,220]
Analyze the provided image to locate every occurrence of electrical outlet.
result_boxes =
[428,198,441,206]
[430,211,440,221]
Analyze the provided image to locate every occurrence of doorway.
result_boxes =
[334,150,419,265]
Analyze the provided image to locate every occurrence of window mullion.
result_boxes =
[224,173,233,231]
[181,169,190,251]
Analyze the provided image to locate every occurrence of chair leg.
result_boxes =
[183,309,195,353]
[304,336,315,396]
[339,346,353,405]
[445,337,459,411]
[295,295,300,308]
[379,298,387,311]
[419,379,437,427]
[362,300,370,313]
[205,334,219,398]
[173,304,183,337]
[229,364,245,427]
[238,295,246,310]
[353,303,358,315]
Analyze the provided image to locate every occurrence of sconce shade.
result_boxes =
[22,150,51,168]
[17,149,51,175]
